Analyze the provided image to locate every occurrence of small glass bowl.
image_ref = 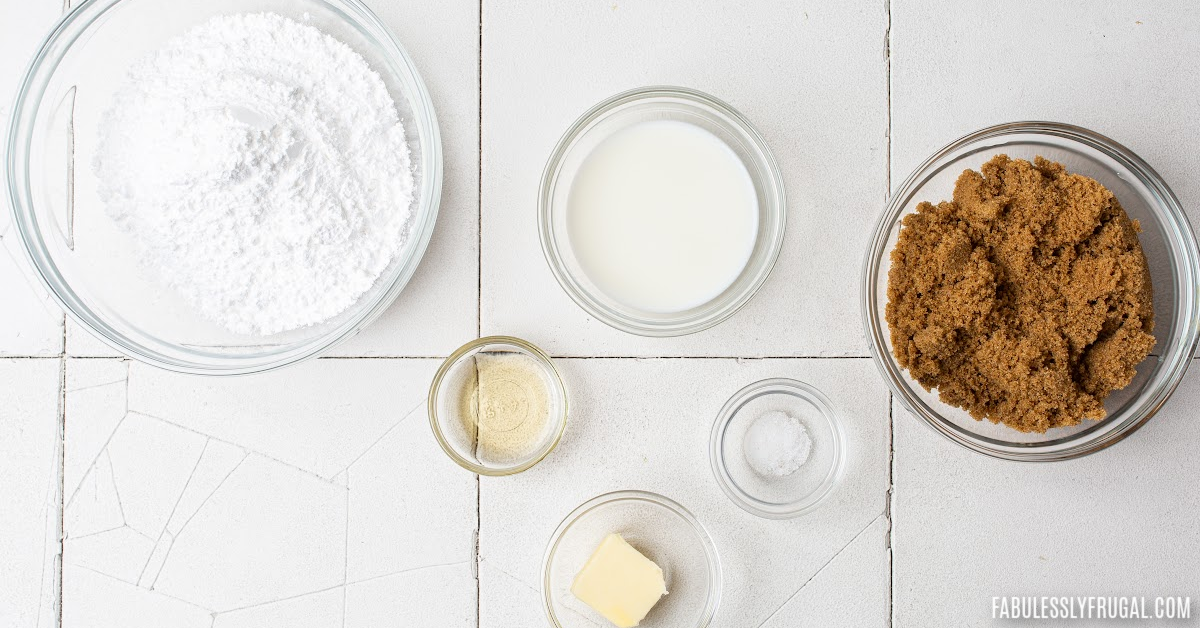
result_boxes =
[541,490,722,628]
[6,0,441,375]
[539,86,786,337]
[428,336,568,476]
[710,379,847,519]
[862,122,1200,461]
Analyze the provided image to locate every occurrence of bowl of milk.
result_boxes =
[539,86,786,336]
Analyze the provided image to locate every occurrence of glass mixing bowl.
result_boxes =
[539,86,786,337]
[862,122,1200,461]
[541,490,722,628]
[6,0,441,374]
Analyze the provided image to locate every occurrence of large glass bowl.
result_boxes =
[539,86,786,337]
[863,122,1200,461]
[6,0,441,374]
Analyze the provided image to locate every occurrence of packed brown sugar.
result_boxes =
[886,155,1155,433]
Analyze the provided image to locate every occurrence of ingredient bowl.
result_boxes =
[862,122,1200,461]
[542,490,722,628]
[428,336,568,476]
[6,0,441,374]
[710,378,847,519]
[539,86,786,337]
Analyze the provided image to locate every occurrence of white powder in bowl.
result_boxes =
[743,410,813,477]
[93,12,415,336]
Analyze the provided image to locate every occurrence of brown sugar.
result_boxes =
[886,155,1155,433]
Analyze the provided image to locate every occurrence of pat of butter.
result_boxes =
[571,533,668,628]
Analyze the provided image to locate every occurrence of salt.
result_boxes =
[743,410,812,477]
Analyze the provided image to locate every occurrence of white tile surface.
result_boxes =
[760,515,890,628]
[480,358,891,627]
[63,360,127,493]
[213,586,343,628]
[62,565,211,628]
[154,454,347,611]
[125,359,439,479]
[480,0,889,357]
[346,400,476,582]
[0,359,61,628]
[892,369,1200,627]
[890,0,1200,225]
[60,357,478,625]
[0,246,63,357]
[344,563,476,628]
[65,320,122,358]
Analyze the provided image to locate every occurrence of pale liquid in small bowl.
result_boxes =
[566,120,759,314]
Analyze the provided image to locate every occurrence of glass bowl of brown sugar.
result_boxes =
[862,122,1200,461]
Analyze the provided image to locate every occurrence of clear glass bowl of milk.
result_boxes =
[539,86,786,336]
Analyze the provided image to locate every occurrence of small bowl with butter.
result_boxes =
[541,490,722,628]
[428,336,568,476]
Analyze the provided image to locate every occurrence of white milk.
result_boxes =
[566,120,759,314]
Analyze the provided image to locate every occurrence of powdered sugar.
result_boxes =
[93,12,414,336]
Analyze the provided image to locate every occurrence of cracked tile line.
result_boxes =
[68,563,215,614]
[480,560,604,628]
[64,412,128,509]
[170,452,249,540]
[107,452,128,528]
[211,560,472,618]
[63,523,126,542]
[755,512,887,628]
[127,410,339,488]
[213,582,345,616]
[137,438,209,585]
[64,378,125,394]
[478,559,536,594]
[348,558,472,588]
[332,397,427,477]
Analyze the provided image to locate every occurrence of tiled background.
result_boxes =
[2,1,1199,627]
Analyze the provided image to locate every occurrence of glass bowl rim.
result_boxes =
[861,120,1200,461]
[427,335,569,477]
[539,489,723,628]
[709,377,848,519]
[537,84,787,337]
[5,0,443,375]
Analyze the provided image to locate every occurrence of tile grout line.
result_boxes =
[885,0,893,196]
[342,468,349,628]
[476,1,484,626]
[55,354,66,628]
[885,0,894,625]
[887,392,896,628]
[55,5,73,619]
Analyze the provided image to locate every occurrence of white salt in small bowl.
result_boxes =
[709,378,847,519]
